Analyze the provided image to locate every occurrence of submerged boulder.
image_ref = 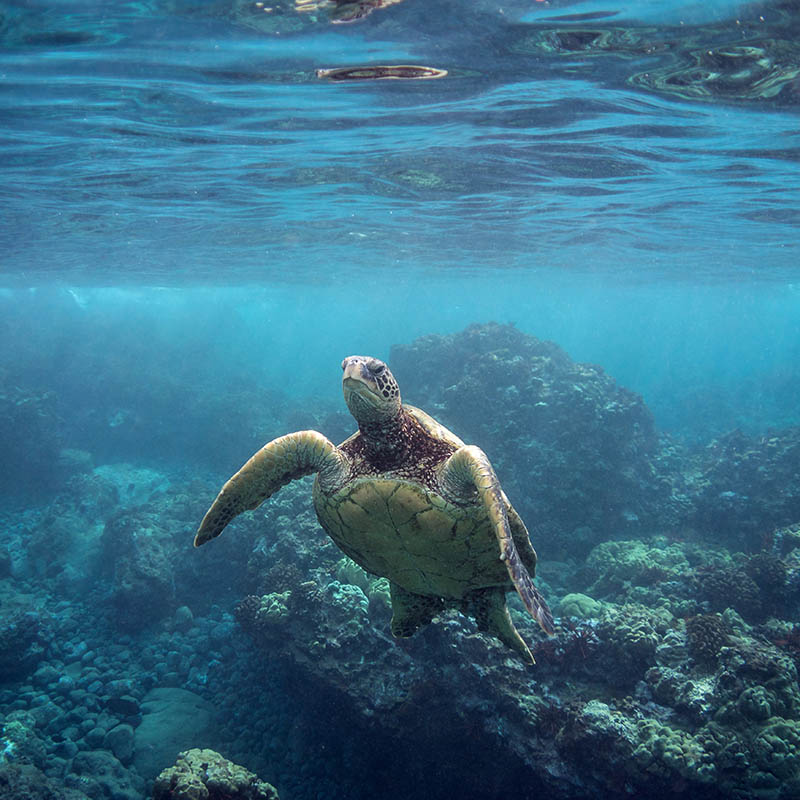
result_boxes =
[0,377,63,501]
[100,510,176,631]
[133,688,217,781]
[0,609,49,682]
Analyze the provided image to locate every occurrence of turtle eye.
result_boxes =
[367,360,385,375]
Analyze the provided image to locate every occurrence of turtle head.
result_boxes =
[341,355,402,425]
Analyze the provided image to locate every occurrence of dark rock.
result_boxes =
[133,688,216,780]
[106,694,139,717]
[32,665,59,687]
[68,689,87,705]
[0,762,90,800]
[83,726,106,748]
[28,701,60,729]
[104,723,135,764]
[0,609,49,682]
[54,740,79,759]
[100,510,176,631]
[60,725,81,742]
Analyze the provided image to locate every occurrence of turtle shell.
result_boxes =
[312,475,537,600]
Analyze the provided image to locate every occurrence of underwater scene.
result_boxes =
[2,0,800,798]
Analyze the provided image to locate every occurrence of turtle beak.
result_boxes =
[342,358,365,384]
[342,356,381,408]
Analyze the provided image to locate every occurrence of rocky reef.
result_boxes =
[225,511,800,799]
[687,428,800,550]
[0,375,64,502]
[390,323,667,557]
[1,322,800,799]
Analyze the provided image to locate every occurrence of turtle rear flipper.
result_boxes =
[439,445,555,636]
[465,587,535,664]
[388,582,445,637]
[195,430,348,546]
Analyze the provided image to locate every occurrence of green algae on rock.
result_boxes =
[153,748,278,800]
[558,593,603,619]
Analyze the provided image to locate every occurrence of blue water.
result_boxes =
[2,0,799,281]
[2,2,800,799]
[2,0,799,439]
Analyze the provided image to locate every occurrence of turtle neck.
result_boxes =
[358,408,415,468]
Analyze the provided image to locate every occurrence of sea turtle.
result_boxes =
[195,355,555,662]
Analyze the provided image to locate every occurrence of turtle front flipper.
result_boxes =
[439,445,555,637]
[195,430,348,547]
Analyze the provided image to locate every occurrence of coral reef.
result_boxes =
[685,613,730,665]
[390,323,670,556]
[689,428,800,548]
[152,748,278,800]
[694,550,795,623]
[3,323,800,800]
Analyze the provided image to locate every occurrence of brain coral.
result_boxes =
[751,717,800,785]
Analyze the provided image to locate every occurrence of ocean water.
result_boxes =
[1,1,800,799]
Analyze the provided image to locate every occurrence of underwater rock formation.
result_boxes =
[5,322,800,800]
[134,688,217,781]
[390,323,668,557]
[688,428,800,549]
[0,762,91,800]
[0,609,49,683]
[0,378,64,502]
[100,509,178,632]
[229,501,800,799]
[234,574,418,714]
[98,473,255,631]
[152,748,279,800]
